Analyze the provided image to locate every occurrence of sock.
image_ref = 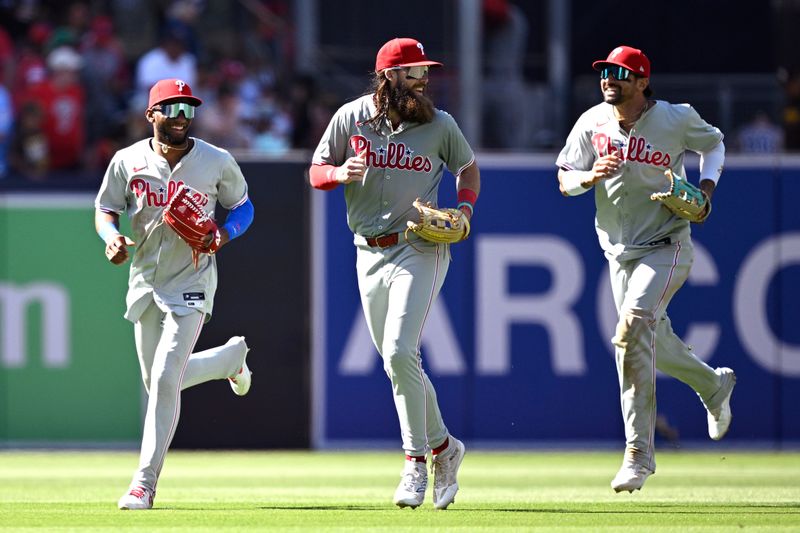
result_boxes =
[432,437,450,455]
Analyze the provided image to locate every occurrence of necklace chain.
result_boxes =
[615,101,649,126]
[157,140,190,154]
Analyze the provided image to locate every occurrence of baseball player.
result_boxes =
[555,46,737,493]
[309,37,480,510]
[94,78,255,510]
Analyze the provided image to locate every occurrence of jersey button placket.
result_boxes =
[621,197,631,241]
[378,168,388,233]
[618,177,630,241]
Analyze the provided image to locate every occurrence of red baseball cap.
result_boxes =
[592,46,650,78]
[148,78,203,108]
[375,38,442,72]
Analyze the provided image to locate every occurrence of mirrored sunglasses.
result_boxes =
[155,102,196,119]
[600,65,633,81]
[393,65,429,80]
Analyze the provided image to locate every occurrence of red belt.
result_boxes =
[365,233,400,249]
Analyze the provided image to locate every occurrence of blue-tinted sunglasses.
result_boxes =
[154,102,196,119]
[600,65,633,81]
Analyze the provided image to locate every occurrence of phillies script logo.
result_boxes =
[129,179,209,207]
[350,135,433,173]
[592,133,672,167]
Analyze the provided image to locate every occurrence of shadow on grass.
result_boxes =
[473,503,800,515]
[256,505,384,511]
[238,503,800,514]
[146,502,800,513]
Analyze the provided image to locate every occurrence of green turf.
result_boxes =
[0,450,798,531]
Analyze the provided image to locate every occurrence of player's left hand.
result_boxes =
[406,199,471,245]
[700,179,716,201]
[650,169,711,223]
[204,229,230,249]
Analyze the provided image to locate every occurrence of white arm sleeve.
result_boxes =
[560,170,593,196]
[699,140,725,184]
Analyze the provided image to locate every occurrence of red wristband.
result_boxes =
[457,188,477,206]
[457,188,477,215]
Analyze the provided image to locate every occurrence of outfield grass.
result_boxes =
[0,450,798,531]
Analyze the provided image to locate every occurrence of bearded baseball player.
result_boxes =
[94,78,255,510]
[556,46,737,493]
[309,37,480,510]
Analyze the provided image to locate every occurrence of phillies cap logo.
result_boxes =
[175,79,186,92]
[417,42,425,55]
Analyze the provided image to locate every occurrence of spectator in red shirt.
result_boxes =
[12,22,50,98]
[18,46,87,172]
[81,15,130,168]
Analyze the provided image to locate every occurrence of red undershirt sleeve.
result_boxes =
[309,164,341,190]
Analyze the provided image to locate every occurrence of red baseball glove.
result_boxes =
[163,184,220,268]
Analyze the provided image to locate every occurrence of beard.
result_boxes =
[156,121,189,146]
[389,84,435,124]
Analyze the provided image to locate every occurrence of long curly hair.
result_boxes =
[361,70,435,128]
[362,72,391,128]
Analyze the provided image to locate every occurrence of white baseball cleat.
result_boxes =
[707,367,736,440]
[393,459,427,509]
[228,361,252,396]
[432,437,465,510]
[118,485,154,510]
[611,463,653,493]
[228,339,252,396]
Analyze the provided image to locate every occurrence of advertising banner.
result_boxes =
[312,156,800,448]
[0,194,141,445]
[0,159,312,449]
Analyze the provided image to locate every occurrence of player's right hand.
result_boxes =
[105,235,136,265]
[589,154,624,185]
[335,154,367,184]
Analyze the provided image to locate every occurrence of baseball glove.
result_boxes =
[163,184,221,268]
[405,198,471,248]
[650,169,711,223]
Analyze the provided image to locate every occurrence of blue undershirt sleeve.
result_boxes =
[221,198,254,241]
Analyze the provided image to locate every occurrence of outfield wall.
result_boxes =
[312,154,800,449]
[1,155,798,448]
[0,161,310,448]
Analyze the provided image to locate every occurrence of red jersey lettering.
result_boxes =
[129,178,209,207]
[591,132,672,168]
[349,135,433,173]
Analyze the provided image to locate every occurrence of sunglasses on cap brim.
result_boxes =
[391,65,430,80]
[153,102,196,119]
[600,65,634,81]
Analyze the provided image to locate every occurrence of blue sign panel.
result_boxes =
[312,158,800,448]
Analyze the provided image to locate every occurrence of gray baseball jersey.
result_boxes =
[556,100,731,477]
[312,94,474,239]
[556,101,723,261]
[312,94,474,458]
[95,137,248,321]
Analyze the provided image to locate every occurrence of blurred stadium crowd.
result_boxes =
[0,0,336,183]
[0,0,799,185]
